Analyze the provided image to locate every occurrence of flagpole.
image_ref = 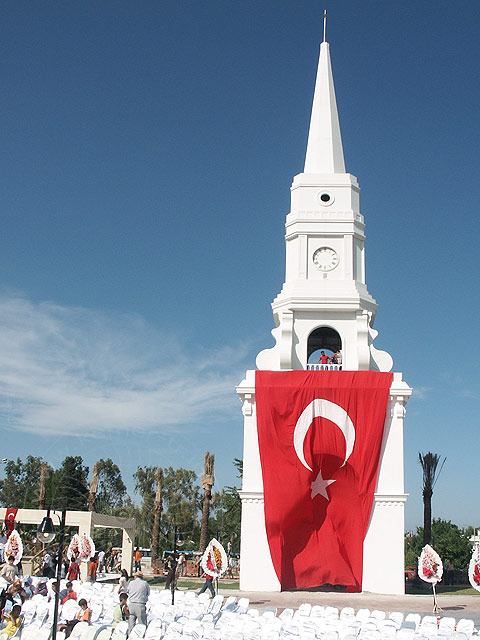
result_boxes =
[323,9,327,43]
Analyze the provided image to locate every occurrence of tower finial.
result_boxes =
[323,9,327,43]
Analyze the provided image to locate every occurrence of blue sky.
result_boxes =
[1,1,479,531]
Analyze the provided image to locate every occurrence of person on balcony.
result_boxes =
[318,351,330,364]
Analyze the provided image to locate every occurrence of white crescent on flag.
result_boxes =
[293,398,355,471]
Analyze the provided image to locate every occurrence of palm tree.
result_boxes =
[151,467,163,563]
[418,452,446,545]
[88,461,101,511]
[199,452,215,553]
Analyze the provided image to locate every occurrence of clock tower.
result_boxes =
[256,40,391,373]
[237,36,412,594]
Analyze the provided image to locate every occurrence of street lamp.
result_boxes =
[37,509,66,640]
[37,509,56,544]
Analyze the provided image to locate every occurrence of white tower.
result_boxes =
[237,37,412,594]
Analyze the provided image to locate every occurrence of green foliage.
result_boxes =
[134,466,200,552]
[419,452,446,495]
[405,518,472,569]
[50,456,89,510]
[0,456,52,508]
[0,454,243,558]
[94,458,127,512]
[209,458,242,552]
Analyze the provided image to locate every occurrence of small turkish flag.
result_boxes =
[256,370,392,592]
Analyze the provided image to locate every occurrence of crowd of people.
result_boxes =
[0,551,151,639]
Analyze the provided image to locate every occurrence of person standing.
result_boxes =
[134,548,142,572]
[67,557,80,581]
[97,550,105,574]
[318,351,329,365]
[126,571,149,636]
[118,569,129,594]
[42,552,54,578]
[0,557,19,584]
[164,554,176,590]
[197,571,215,597]
[177,553,185,577]
[87,556,97,583]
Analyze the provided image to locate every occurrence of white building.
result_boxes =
[236,35,412,595]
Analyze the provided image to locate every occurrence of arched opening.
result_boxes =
[307,326,342,369]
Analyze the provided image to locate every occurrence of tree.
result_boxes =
[162,467,200,550]
[0,456,53,509]
[93,459,127,513]
[133,466,158,548]
[51,456,89,510]
[209,458,242,552]
[419,451,445,546]
[405,519,472,569]
[199,452,215,553]
[134,465,200,550]
[151,468,163,562]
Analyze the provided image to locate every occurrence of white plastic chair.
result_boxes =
[438,618,456,637]
[111,620,129,640]
[236,598,249,614]
[70,621,90,640]
[456,621,475,638]
[340,608,355,622]
[405,614,421,631]
[356,610,371,623]
[144,618,164,640]
[129,623,147,639]
[389,612,404,629]
[278,608,294,622]
[61,599,79,622]
[222,597,237,612]
[370,611,386,621]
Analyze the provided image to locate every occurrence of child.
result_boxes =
[58,599,90,638]
[112,593,129,629]
[1,603,23,638]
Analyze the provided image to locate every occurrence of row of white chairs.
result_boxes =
[4,578,479,640]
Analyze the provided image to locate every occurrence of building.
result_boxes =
[236,33,412,595]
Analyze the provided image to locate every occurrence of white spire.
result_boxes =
[304,41,345,174]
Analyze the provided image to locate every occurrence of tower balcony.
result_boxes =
[306,363,342,371]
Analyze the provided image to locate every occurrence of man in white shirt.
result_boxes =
[127,571,149,636]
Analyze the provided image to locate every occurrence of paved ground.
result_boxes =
[214,587,480,625]
[100,572,480,626]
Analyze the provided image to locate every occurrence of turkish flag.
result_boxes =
[255,370,392,592]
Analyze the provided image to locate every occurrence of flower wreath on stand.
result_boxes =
[468,542,480,592]
[201,538,227,580]
[4,530,23,565]
[419,544,443,583]
[419,544,443,613]
[67,533,95,562]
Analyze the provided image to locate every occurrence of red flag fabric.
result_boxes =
[5,508,18,538]
[255,370,392,592]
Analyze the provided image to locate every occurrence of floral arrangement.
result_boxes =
[468,543,480,592]
[4,530,23,565]
[418,544,443,584]
[200,538,227,578]
[67,533,95,562]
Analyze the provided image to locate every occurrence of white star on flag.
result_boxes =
[311,468,336,500]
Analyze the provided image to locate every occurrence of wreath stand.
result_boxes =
[432,582,442,614]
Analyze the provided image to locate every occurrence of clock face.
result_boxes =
[312,247,339,272]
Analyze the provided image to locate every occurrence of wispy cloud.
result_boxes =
[0,294,251,437]
[412,386,431,400]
